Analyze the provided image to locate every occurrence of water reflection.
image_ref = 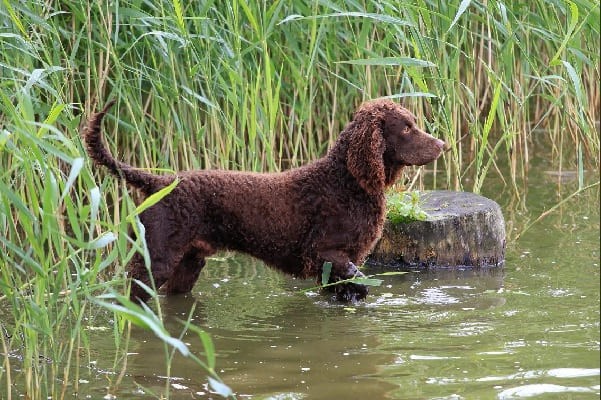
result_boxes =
[365,265,506,310]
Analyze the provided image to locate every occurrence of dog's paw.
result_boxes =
[334,281,369,302]
[331,265,369,302]
[321,261,369,302]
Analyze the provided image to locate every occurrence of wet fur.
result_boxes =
[84,99,445,302]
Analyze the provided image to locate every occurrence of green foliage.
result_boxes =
[386,191,429,224]
[0,91,231,398]
[321,261,333,286]
[1,0,598,180]
[95,293,236,398]
[315,262,408,292]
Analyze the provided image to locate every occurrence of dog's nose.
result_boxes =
[434,138,446,149]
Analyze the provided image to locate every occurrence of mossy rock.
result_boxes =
[370,190,506,268]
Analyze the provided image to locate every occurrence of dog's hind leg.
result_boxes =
[161,250,206,294]
[161,239,214,295]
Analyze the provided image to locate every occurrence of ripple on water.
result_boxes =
[498,383,599,398]
[416,287,460,305]
[449,321,494,337]
[476,367,600,383]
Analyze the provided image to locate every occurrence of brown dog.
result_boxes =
[84,99,445,302]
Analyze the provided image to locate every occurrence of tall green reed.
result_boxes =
[4,1,597,179]
[0,92,233,398]
[0,92,123,397]
[0,5,233,395]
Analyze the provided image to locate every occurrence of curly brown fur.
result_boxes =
[84,99,445,303]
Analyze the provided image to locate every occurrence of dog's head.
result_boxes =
[346,100,445,195]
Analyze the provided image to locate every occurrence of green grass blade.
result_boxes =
[447,0,472,33]
[337,57,436,68]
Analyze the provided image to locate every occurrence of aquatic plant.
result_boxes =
[386,191,429,224]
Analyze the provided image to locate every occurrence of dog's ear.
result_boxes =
[346,116,386,195]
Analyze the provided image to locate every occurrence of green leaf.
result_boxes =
[172,0,186,34]
[61,157,84,200]
[377,271,410,276]
[198,330,216,370]
[208,377,234,397]
[37,102,65,138]
[350,278,383,287]
[448,0,472,33]
[474,80,503,193]
[1,183,34,221]
[130,178,179,219]
[562,60,586,109]
[95,296,190,356]
[321,262,332,286]
[89,232,117,249]
[279,12,413,27]
[337,57,435,68]
[1,0,27,37]
[386,191,429,223]
[550,0,579,66]
[386,92,438,99]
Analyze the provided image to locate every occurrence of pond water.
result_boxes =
[5,143,601,399]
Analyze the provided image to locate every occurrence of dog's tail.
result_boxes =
[84,100,169,195]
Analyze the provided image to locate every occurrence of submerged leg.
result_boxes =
[162,250,206,294]
[318,250,369,302]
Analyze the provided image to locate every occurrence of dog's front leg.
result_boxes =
[318,250,369,302]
